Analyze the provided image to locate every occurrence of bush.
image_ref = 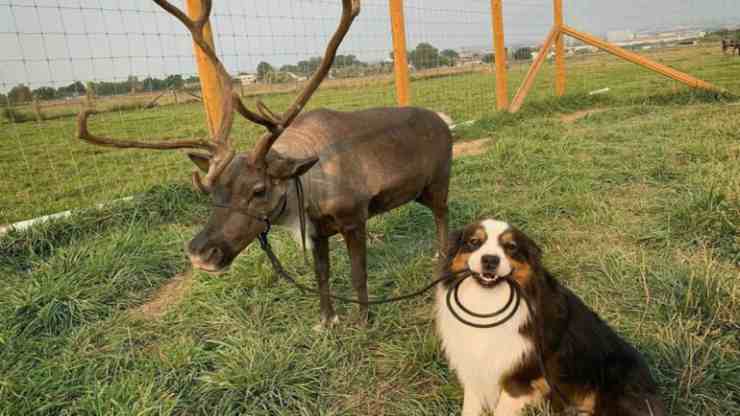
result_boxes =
[1,107,32,123]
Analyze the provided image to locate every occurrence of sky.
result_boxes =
[1,0,739,92]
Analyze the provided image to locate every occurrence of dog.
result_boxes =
[436,219,665,416]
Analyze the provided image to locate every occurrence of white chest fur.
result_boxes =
[435,279,533,414]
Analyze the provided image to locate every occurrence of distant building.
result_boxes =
[607,30,635,43]
[531,50,555,60]
[456,52,484,67]
[238,73,257,84]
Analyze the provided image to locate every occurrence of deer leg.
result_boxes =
[434,206,449,259]
[341,223,369,325]
[312,235,337,329]
[417,181,450,259]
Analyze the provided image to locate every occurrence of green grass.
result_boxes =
[2,44,740,224]
[1,75,738,414]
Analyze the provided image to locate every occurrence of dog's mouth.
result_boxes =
[472,272,505,288]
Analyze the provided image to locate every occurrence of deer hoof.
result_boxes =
[313,315,340,332]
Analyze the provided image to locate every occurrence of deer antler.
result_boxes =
[250,0,361,165]
[75,0,360,191]
[77,110,215,152]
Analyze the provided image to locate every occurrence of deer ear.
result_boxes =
[266,152,319,179]
[187,152,211,173]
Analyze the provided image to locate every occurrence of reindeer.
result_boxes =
[75,0,452,327]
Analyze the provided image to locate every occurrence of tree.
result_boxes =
[334,54,363,68]
[33,86,56,100]
[409,42,443,70]
[482,53,494,64]
[256,61,274,81]
[127,76,140,93]
[8,84,32,104]
[141,77,166,92]
[280,64,299,74]
[514,47,534,60]
[440,49,459,65]
[56,81,85,98]
[296,57,323,74]
[164,74,184,89]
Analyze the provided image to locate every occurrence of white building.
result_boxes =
[238,73,257,84]
[607,30,635,43]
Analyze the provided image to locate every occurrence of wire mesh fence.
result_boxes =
[2,0,740,225]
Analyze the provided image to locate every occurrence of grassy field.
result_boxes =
[2,43,740,224]
[1,58,738,416]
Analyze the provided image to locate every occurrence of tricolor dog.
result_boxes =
[436,219,665,416]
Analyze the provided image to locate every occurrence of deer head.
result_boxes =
[76,0,360,272]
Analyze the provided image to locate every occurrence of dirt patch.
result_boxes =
[453,138,491,158]
[130,272,193,319]
[561,108,609,124]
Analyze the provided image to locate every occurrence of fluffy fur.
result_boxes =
[436,219,665,416]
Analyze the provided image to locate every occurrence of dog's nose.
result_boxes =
[481,255,500,271]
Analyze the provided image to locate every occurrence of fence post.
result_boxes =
[561,25,722,92]
[553,0,566,96]
[389,0,411,106]
[32,98,44,122]
[510,27,558,113]
[491,0,509,110]
[186,0,227,136]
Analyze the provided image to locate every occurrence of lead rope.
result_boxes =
[258,227,467,305]
[293,176,308,264]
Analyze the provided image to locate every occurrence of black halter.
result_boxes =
[212,176,308,261]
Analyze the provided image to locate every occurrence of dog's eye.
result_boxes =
[466,238,483,250]
[503,242,518,252]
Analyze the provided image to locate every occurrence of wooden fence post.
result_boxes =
[561,25,722,92]
[491,0,509,110]
[510,27,558,113]
[553,0,566,96]
[186,0,227,136]
[389,0,411,106]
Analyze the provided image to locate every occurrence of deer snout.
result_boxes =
[187,238,226,273]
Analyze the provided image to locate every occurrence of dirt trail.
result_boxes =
[453,138,491,158]
[130,272,193,319]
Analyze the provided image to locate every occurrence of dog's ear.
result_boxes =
[446,228,464,261]
[515,229,543,266]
